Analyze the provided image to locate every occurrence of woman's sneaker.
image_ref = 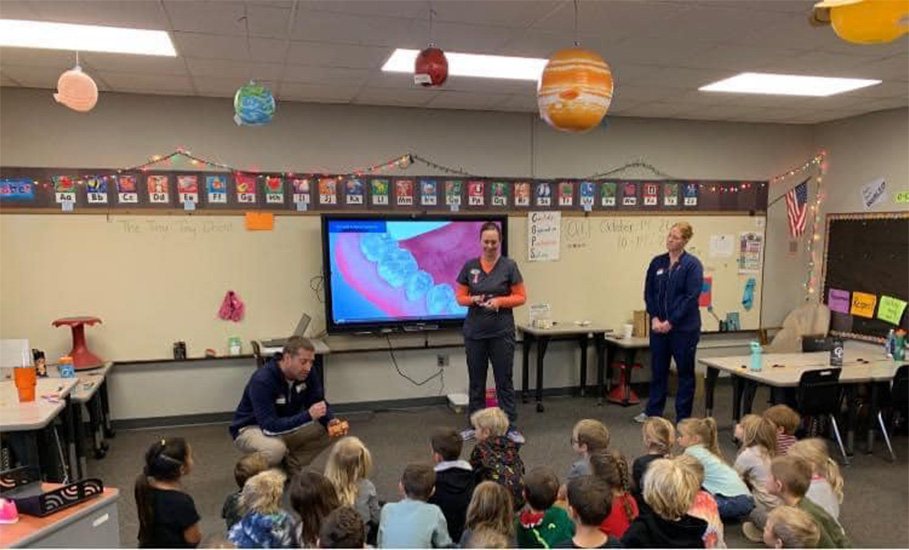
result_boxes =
[742,521,763,542]
[633,412,649,423]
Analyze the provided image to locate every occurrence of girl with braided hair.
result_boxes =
[589,450,639,538]
[135,437,201,548]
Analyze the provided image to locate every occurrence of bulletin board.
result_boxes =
[0,213,764,362]
[822,212,909,341]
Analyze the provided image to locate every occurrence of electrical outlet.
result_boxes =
[437,354,449,367]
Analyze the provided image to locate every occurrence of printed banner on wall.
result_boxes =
[265,175,285,204]
[622,182,638,206]
[176,175,199,204]
[683,183,699,206]
[467,180,485,206]
[579,181,595,209]
[85,176,109,204]
[147,175,169,204]
[601,182,617,207]
[344,178,365,206]
[117,175,139,203]
[0,178,35,201]
[419,179,437,206]
[206,174,228,204]
[491,181,508,207]
[663,183,679,207]
[370,178,389,206]
[443,180,461,207]
[514,182,530,207]
[395,179,414,206]
[558,181,574,207]
[318,177,337,205]
[236,174,258,204]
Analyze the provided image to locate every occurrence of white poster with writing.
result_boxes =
[528,211,561,262]
[860,177,887,210]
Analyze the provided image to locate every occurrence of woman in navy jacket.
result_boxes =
[638,222,704,423]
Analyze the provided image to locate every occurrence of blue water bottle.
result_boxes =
[749,341,763,372]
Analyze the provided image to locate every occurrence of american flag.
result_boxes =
[785,178,810,238]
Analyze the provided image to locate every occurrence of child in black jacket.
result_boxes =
[428,427,475,542]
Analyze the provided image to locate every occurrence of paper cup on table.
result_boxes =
[623,323,634,339]
[13,366,37,402]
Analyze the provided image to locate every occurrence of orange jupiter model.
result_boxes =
[537,47,613,133]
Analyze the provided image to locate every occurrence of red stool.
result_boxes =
[607,361,642,406]
[52,316,103,370]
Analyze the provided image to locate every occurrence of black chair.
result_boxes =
[250,340,266,369]
[875,364,908,462]
[797,368,848,464]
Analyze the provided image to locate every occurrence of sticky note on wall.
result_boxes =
[827,288,850,314]
[850,291,877,319]
[877,295,908,325]
[245,212,274,231]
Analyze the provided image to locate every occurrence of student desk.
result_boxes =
[0,485,120,548]
[0,378,79,481]
[67,363,114,476]
[516,324,610,412]
[699,348,900,453]
[601,335,651,406]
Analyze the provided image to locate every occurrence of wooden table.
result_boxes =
[516,323,610,412]
[0,485,120,548]
[0,378,79,481]
[699,346,900,453]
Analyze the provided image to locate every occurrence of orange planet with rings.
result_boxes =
[537,47,613,133]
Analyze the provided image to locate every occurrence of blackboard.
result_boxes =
[822,212,909,341]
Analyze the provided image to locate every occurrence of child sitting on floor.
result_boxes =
[469,407,526,510]
[762,506,821,548]
[378,463,452,548]
[428,427,475,543]
[557,476,621,548]
[516,467,574,548]
[787,438,844,521]
[763,405,800,455]
[228,469,296,548]
[222,452,269,530]
[734,414,782,541]
[589,449,638,539]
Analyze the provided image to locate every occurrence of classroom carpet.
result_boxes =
[88,384,908,548]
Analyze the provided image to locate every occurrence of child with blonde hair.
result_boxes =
[460,481,516,547]
[470,407,526,510]
[763,405,800,455]
[621,458,708,548]
[675,454,726,549]
[677,417,754,521]
[228,469,296,548]
[762,506,821,548]
[324,436,380,535]
[767,455,849,548]
[589,450,638,539]
[631,417,675,497]
[735,414,782,541]
[788,438,844,520]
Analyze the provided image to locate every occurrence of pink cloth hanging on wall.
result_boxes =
[218,290,245,322]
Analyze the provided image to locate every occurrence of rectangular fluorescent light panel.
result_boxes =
[383,48,547,81]
[0,19,176,56]
[700,72,880,97]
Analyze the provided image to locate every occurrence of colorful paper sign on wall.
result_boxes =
[366,178,386,206]
[514,182,530,207]
[601,182,617,207]
[244,212,274,231]
[443,180,460,207]
[643,182,658,206]
[877,295,908,325]
[177,175,199,204]
[663,183,679,207]
[85,176,109,204]
[850,291,877,319]
[265,176,284,204]
[683,183,698,206]
[535,182,552,207]
[467,180,484,206]
[622,182,638,206]
[699,276,713,307]
[206,175,228,204]
[395,179,414,206]
[0,178,35,201]
[827,288,851,314]
[117,175,138,204]
[490,181,507,207]
[53,175,76,204]
[147,175,169,203]
[558,181,574,207]
[236,174,257,204]
[579,181,595,209]
[345,178,365,205]
[420,179,438,206]
[318,177,337,205]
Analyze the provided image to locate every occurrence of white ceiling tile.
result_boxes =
[847,54,909,82]
[249,37,289,63]
[681,45,808,72]
[172,32,251,60]
[245,3,293,39]
[285,42,391,69]
[352,86,438,107]
[432,1,563,29]
[427,90,513,110]
[292,11,421,47]
[425,21,521,53]
[300,1,426,20]
[0,64,74,88]
[282,64,370,86]
[434,76,537,95]
[603,38,720,70]
[278,82,359,103]
[0,47,79,68]
[25,0,169,29]
[95,71,195,95]
[530,0,688,41]
[79,52,189,76]
[617,66,729,89]
[163,0,247,34]
[186,58,283,81]
[0,1,40,19]
[762,50,882,76]
[193,76,256,97]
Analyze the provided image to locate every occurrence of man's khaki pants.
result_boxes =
[234,422,331,473]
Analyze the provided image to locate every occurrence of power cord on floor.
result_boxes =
[386,335,445,394]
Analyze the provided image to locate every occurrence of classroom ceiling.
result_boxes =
[0,0,907,124]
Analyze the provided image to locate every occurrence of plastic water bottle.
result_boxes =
[885,329,895,358]
[749,341,763,372]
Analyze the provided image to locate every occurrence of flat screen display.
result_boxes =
[321,214,507,333]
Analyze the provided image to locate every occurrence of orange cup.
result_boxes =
[13,366,37,402]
